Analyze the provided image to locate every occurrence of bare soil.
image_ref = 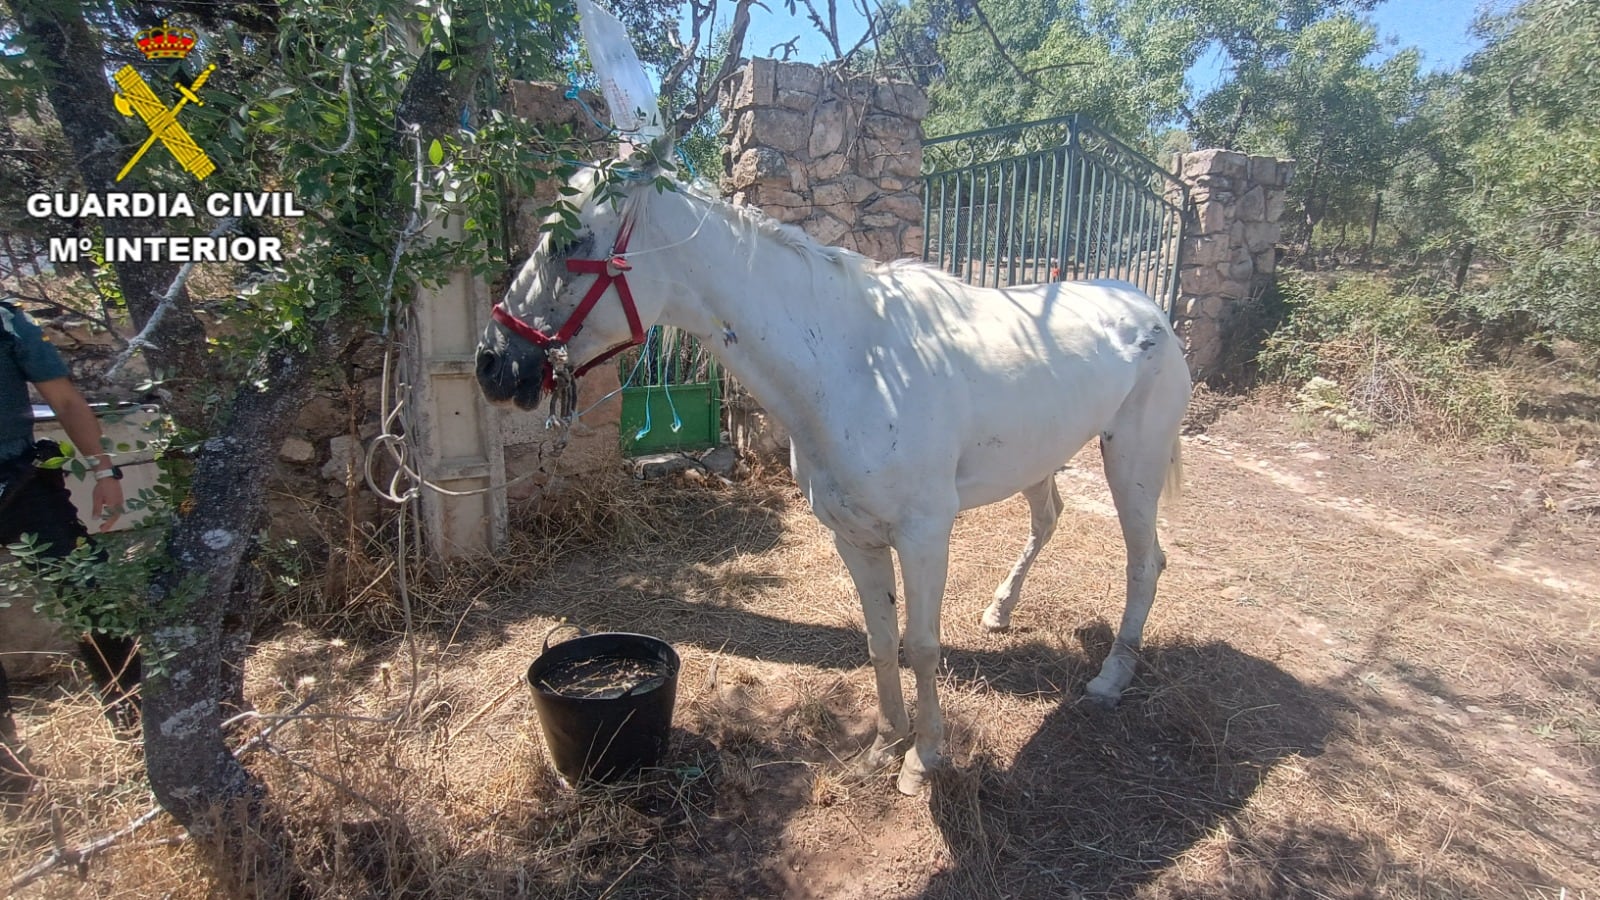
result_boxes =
[4,392,1598,899]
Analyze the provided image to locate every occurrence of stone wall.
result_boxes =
[719,58,927,262]
[1170,149,1294,380]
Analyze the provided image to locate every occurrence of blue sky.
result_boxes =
[738,0,1496,81]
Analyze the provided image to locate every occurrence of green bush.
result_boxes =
[1259,273,1515,440]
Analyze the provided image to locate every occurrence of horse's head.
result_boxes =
[477,157,663,410]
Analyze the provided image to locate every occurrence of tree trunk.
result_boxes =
[139,345,316,892]
[1453,241,1475,294]
[1364,189,1383,262]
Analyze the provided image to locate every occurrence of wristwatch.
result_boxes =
[93,465,124,481]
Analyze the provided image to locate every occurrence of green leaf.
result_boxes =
[429,138,445,166]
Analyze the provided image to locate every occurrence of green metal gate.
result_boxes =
[921,114,1189,315]
[617,326,722,456]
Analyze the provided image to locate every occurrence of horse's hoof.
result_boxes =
[1083,676,1123,710]
[853,736,907,778]
[896,764,929,796]
[981,605,1011,632]
[853,748,898,778]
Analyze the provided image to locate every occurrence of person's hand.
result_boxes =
[92,475,124,532]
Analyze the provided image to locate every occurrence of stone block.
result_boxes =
[839,174,880,203]
[1227,253,1254,283]
[1238,185,1266,222]
[749,107,810,154]
[809,98,847,158]
[861,212,901,229]
[859,144,918,179]
[321,435,362,482]
[735,58,777,108]
[864,113,911,140]
[1185,234,1230,266]
[807,214,850,246]
[730,147,790,189]
[776,88,816,111]
[1179,264,1226,296]
[901,226,925,256]
[776,61,823,95]
[1175,292,1228,320]
[767,204,810,224]
[811,151,850,181]
[811,180,851,208]
[873,81,929,121]
[508,81,608,139]
[865,191,923,223]
[1247,156,1277,186]
[1253,248,1277,276]
[1177,314,1225,379]
[855,229,905,262]
[279,436,315,464]
[1244,221,1280,251]
[760,189,809,211]
[1194,200,1230,235]
[1265,188,1286,223]
[1181,148,1248,180]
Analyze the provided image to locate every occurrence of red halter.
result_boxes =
[490,216,647,391]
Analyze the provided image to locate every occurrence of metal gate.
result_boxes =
[921,114,1189,314]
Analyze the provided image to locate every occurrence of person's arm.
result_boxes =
[33,377,123,531]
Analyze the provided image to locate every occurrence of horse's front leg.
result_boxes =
[831,534,908,774]
[893,517,956,795]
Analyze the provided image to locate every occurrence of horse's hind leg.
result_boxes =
[982,477,1061,631]
[1086,428,1180,708]
[832,534,910,774]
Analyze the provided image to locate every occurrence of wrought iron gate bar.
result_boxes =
[921,114,1190,314]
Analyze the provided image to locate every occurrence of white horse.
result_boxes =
[476,154,1192,795]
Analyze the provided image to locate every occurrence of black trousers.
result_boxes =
[0,461,142,725]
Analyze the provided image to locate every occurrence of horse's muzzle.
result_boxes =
[475,340,547,410]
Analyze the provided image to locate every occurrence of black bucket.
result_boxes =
[526,624,680,785]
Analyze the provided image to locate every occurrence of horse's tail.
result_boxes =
[1159,434,1184,513]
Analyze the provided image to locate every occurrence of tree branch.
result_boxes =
[659,0,711,102]
[967,0,1041,91]
[7,806,165,893]
[798,0,844,58]
[674,0,755,138]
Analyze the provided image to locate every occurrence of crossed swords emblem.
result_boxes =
[112,63,217,182]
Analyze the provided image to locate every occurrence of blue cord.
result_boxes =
[634,327,657,440]
[566,68,618,138]
[674,145,697,181]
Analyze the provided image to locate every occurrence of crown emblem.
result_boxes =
[134,21,198,60]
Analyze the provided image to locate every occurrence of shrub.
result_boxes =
[1259,273,1515,440]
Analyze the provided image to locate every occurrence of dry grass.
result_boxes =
[5,397,1600,898]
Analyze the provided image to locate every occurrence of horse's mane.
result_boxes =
[559,163,966,299]
[637,176,877,272]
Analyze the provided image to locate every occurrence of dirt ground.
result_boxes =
[4,391,1598,899]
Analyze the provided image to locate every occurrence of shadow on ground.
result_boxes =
[921,625,1348,899]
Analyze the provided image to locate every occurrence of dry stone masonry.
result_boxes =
[719,58,928,263]
[1170,149,1294,380]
